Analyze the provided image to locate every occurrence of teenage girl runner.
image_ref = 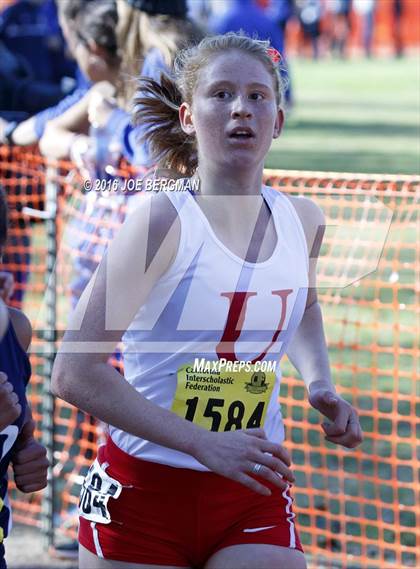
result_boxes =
[0,188,49,568]
[53,33,363,569]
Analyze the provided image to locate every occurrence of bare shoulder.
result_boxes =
[285,194,326,253]
[116,191,180,264]
[8,307,32,352]
[286,194,325,227]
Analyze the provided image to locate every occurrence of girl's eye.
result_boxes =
[214,91,231,99]
[249,92,264,101]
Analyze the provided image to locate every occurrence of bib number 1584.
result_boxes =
[184,397,265,431]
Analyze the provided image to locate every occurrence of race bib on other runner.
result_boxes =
[171,364,276,432]
[79,458,122,524]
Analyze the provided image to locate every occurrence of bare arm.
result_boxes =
[285,197,333,393]
[39,81,117,159]
[39,91,91,159]
[9,307,32,352]
[0,116,38,146]
[287,196,363,448]
[3,117,38,146]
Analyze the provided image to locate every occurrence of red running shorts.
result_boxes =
[78,436,303,566]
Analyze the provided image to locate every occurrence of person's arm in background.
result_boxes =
[286,197,363,449]
[0,87,90,147]
[7,308,49,493]
[39,81,120,159]
[38,90,91,159]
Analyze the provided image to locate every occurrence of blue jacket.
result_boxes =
[210,0,284,55]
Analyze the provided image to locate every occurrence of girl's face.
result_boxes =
[74,39,111,84]
[180,50,283,171]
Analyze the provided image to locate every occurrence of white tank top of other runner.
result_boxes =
[110,185,309,470]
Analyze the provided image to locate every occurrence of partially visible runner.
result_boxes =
[0,187,49,569]
[53,32,363,569]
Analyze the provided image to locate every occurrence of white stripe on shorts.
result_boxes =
[282,485,296,548]
[91,522,104,558]
[90,459,109,557]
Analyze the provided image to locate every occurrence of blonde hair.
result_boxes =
[116,0,203,104]
[133,32,286,176]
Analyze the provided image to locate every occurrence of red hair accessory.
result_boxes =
[267,47,282,65]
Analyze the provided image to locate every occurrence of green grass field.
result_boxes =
[266,56,420,175]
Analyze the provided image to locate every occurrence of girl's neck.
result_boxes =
[194,162,264,197]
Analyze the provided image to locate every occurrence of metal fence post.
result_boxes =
[42,166,58,548]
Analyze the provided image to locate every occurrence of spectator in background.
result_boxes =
[354,0,376,58]
[0,0,94,148]
[187,0,212,28]
[210,0,284,54]
[0,0,95,307]
[329,0,352,59]
[209,0,293,106]
[114,0,204,167]
[39,2,121,163]
[295,0,322,59]
[40,0,203,306]
[270,0,295,38]
[393,0,404,58]
[39,0,123,308]
[0,0,76,117]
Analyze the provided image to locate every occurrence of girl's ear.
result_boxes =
[179,102,195,136]
[273,108,285,139]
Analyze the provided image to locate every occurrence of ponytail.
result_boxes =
[133,74,197,176]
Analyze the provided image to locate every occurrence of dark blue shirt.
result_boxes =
[0,319,30,564]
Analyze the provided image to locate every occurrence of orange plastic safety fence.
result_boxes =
[0,146,418,569]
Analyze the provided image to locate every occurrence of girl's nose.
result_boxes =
[231,95,252,119]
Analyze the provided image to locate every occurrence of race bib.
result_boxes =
[171,364,276,432]
[79,458,122,524]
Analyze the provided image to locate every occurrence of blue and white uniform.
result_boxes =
[0,320,30,569]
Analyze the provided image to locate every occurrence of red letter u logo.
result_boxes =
[216,289,293,362]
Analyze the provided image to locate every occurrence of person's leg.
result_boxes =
[79,544,190,569]
[204,544,307,569]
